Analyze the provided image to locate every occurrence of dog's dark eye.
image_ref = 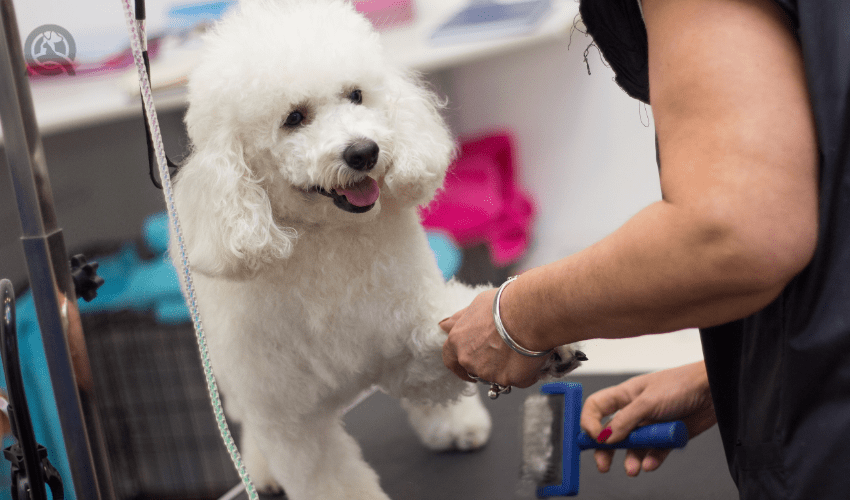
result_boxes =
[283,110,304,128]
[348,89,362,105]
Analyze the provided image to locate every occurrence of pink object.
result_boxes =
[354,0,416,30]
[338,177,380,207]
[421,133,536,267]
[27,37,164,79]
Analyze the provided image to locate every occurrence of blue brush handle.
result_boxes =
[576,421,689,450]
[536,383,690,497]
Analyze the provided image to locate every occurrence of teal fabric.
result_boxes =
[426,230,462,281]
[0,212,186,499]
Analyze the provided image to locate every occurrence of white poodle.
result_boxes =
[171,1,583,498]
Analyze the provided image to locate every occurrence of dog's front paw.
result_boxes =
[540,344,587,380]
[402,389,492,451]
[256,483,286,499]
[248,467,285,496]
[239,429,285,496]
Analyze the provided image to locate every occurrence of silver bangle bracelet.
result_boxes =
[492,276,552,358]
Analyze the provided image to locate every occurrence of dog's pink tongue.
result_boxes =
[338,177,380,207]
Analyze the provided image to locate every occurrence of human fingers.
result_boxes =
[640,448,673,472]
[438,317,453,333]
[503,355,548,388]
[438,308,464,333]
[594,449,615,473]
[441,335,476,383]
[458,343,545,389]
[605,363,716,442]
[602,392,656,444]
[623,448,673,476]
[580,385,637,441]
[624,449,646,477]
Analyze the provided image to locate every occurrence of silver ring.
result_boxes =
[488,382,512,400]
[468,373,512,399]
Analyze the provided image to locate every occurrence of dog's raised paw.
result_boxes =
[254,479,285,498]
[540,344,586,379]
[402,389,492,452]
[257,485,287,500]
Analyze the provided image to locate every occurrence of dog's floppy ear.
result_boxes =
[383,71,457,207]
[172,135,297,278]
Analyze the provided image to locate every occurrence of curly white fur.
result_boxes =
[171,1,581,498]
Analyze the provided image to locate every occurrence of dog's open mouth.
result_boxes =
[313,176,380,213]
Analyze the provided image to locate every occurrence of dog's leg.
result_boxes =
[240,422,284,495]
[250,415,391,500]
[394,279,493,451]
[401,387,492,451]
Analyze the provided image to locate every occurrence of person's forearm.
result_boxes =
[497,0,818,353]
[500,199,789,351]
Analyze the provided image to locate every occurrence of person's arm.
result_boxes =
[442,0,817,387]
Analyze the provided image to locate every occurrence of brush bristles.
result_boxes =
[520,393,564,496]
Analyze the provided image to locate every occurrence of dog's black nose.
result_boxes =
[343,139,379,171]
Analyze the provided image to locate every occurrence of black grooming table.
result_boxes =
[223,374,739,500]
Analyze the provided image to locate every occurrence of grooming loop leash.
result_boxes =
[119,1,258,498]
[131,0,180,189]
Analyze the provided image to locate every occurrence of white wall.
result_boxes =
[443,32,661,267]
[435,33,704,373]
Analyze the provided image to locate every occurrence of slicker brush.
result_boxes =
[520,382,689,497]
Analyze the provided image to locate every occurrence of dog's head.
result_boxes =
[174,0,456,277]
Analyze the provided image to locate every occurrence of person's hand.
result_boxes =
[441,287,551,389]
[580,361,717,476]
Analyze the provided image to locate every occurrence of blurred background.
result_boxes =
[0,1,725,499]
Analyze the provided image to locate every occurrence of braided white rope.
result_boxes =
[119,2,258,498]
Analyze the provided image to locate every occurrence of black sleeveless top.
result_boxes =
[580,1,850,498]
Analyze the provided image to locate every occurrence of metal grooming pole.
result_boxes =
[0,0,114,498]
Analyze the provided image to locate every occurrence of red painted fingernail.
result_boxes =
[597,427,613,443]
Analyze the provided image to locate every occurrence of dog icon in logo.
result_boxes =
[25,24,76,76]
